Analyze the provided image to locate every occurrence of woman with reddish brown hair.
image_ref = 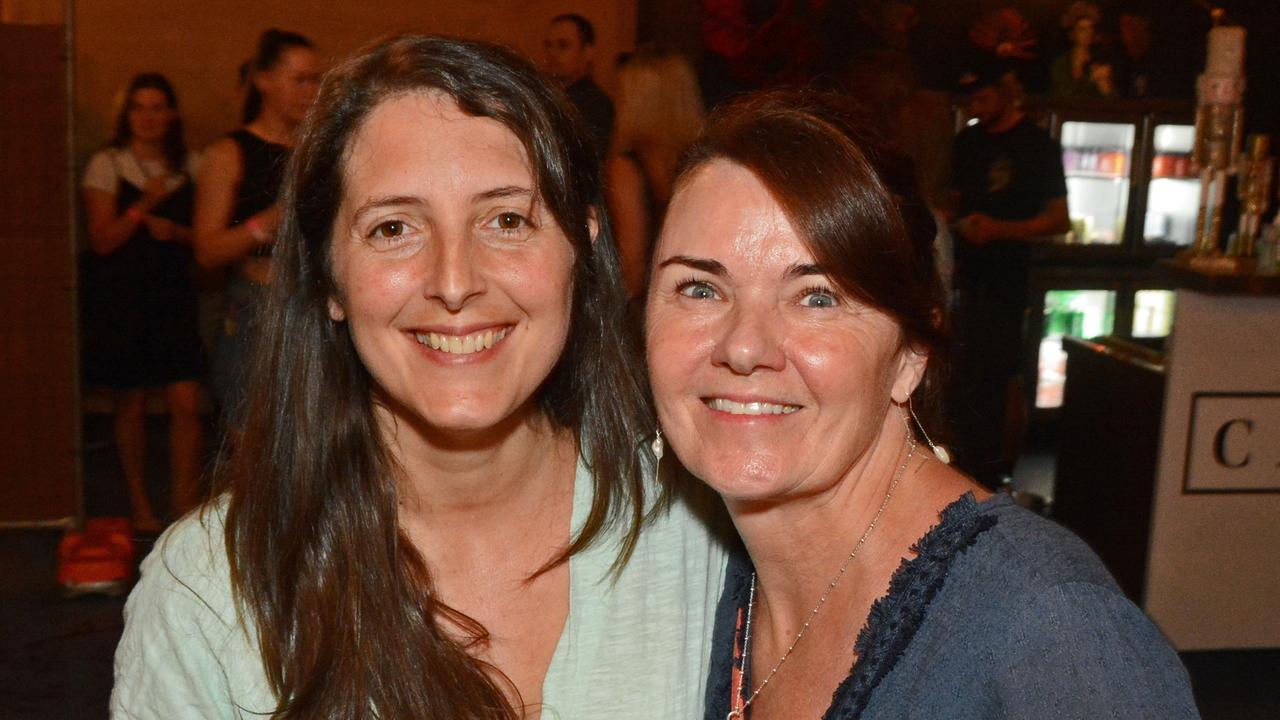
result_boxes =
[644,90,1197,719]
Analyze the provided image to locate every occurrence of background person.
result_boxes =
[193,29,319,429]
[543,12,614,158]
[644,89,1196,720]
[946,61,1070,489]
[112,36,727,719]
[81,73,205,532]
[603,45,704,302]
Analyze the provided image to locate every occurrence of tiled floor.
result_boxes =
[2,422,1277,719]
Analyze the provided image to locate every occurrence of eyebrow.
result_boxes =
[656,255,728,276]
[473,185,534,203]
[785,263,826,279]
[351,195,423,222]
[655,257,827,281]
[350,186,535,222]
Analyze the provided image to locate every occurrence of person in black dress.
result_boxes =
[82,73,204,531]
[193,29,320,429]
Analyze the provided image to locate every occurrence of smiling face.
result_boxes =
[327,91,577,440]
[126,87,175,143]
[646,160,926,505]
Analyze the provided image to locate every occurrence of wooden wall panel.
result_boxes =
[72,0,637,167]
[0,23,78,524]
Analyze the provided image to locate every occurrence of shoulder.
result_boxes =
[112,499,277,718]
[197,138,244,183]
[1013,118,1059,148]
[203,136,243,165]
[966,498,1120,593]
[943,501,1197,715]
[83,149,121,191]
[126,500,239,630]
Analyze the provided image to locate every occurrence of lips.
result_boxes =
[703,397,801,416]
[412,326,510,355]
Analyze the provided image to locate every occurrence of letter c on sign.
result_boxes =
[1213,418,1252,468]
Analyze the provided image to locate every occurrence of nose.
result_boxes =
[711,302,786,375]
[423,232,484,312]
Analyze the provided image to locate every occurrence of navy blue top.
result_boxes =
[704,493,1199,719]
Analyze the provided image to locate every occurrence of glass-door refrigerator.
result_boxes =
[1060,119,1137,247]
[1024,104,1189,415]
[1144,123,1200,249]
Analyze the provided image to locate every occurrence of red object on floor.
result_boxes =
[57,517,137,595]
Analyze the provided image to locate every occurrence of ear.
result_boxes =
[586,206,600,245]
[890,344,929,404]
[327,296,347,322]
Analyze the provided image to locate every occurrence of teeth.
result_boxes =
[414,327,508,355]
[705,398,800,416]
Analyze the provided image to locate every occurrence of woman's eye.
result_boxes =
[799,287,839,308]
[676,280,718,300]
[491,212,529,232]
[369,220,406,240]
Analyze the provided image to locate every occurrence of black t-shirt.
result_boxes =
[950,117,1067,301]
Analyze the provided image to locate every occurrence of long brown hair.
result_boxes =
[672,89,949,431]
[218,35,653,718]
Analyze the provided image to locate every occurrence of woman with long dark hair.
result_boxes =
[112,36,728,719]
[194,28,319,427]
[82,73,204,532]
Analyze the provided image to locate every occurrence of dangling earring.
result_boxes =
[650,427,664,461]
[908,399,951,465]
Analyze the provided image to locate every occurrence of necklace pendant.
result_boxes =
[727,711,743,720]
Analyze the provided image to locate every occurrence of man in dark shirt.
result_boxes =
[544,13,614,159]
[947,63,1070,488]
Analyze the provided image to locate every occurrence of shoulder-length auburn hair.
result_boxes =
[672,89,949,430]
[218,35,652,718]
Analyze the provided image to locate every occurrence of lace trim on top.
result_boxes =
[822,492,998,719]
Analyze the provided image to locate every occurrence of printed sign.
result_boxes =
[1184,393,1280,493]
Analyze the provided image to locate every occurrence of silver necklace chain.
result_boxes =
[727,432,917,720]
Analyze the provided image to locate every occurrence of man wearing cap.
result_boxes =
[946,62,1070,489]
[544,13,614,158]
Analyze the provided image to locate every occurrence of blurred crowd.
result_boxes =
[81,1,1171,530]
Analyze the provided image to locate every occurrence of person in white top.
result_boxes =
[111,36,728,719]
[81,72,204,532]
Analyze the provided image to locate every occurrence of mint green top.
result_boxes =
[110,459,729,718]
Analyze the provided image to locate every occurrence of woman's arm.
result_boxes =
[143,214,193,245]
[992,581,1199,718]
[605,154,651,301]
[83,158,172,256]
[192,137,277,269]
[84,187,146,256]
